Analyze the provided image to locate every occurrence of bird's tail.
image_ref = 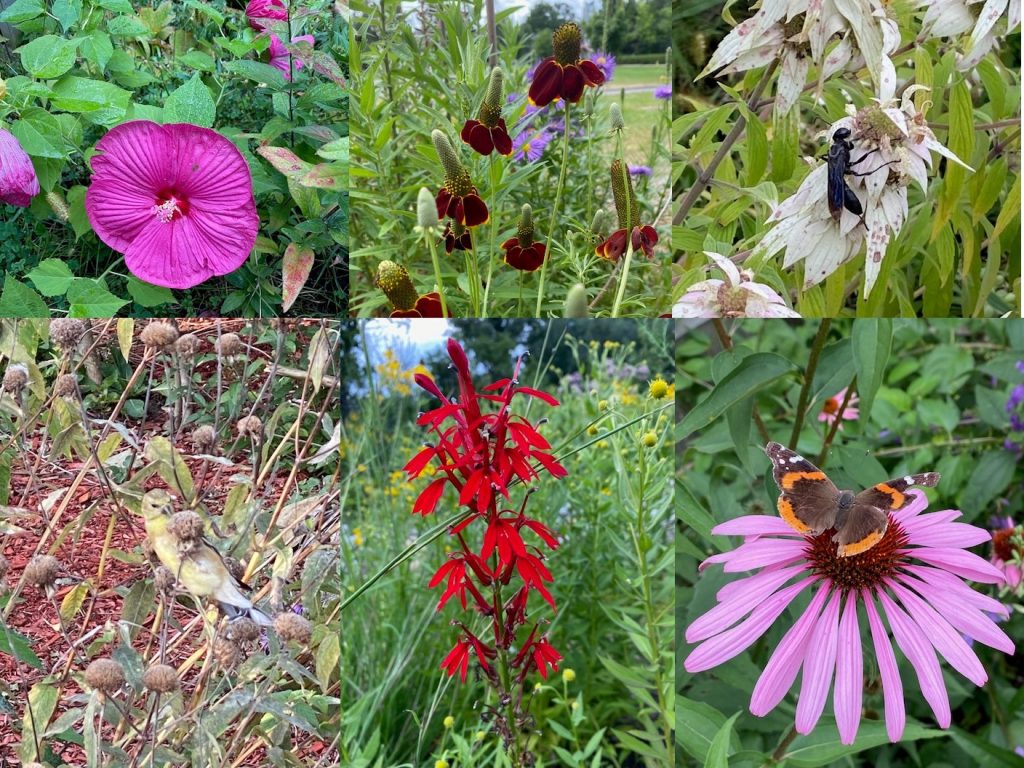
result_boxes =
[220,601,275,627]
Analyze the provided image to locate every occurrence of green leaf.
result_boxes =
[67,185,91,239]
[676,696,728,763]
[851,319,891,421]
[677,353,797,442]
[782,719,945,767]
[51,0,81,32]
[50,76,131,127]
[223,59,287,89]
[125,276,175,307]
[315,633,339,693]
[66,278,129,317]
[0,0,44,24]
[26,258,75,296]
[180,50,215,71]
[0,623,44,668]
[10,107,66,159]
[98,0,133,11]
[0,276,48,317]
[960,451,1017,515]
[18,683,59,763]
[317,137,349,162]
[106,15,149,36]
[182,0,224,24]
[164,73,216,127]
[703,711,740,768]
[78,30,114,72]
[18,35,78,79]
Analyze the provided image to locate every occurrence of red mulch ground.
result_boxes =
[0,320,336,766]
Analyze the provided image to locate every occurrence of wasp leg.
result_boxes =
[848,159,899,178]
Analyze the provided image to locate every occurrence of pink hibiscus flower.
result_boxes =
[0,127,41,208]
[268,34,315,80]
[817,387,860,429]
[245,0,287,31]
[85,121,259,290]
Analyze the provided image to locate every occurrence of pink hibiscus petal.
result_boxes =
[863,591,905,742]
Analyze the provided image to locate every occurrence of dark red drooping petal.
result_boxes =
[596,228,628,261]
[460,119,482,145]
[436,187,453,220]
[461,193,489,227]
[578,59,606,86]
[561,64,586,102]
[528,58,563,107]
[414,292,446,317]
[492,120,514,156]
[466,122,496,155]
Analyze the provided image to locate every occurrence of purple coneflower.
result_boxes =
[685,489,1014,744]
[817,388,859,429]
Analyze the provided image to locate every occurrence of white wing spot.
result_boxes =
[903,476,914,485]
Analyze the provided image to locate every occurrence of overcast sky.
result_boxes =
[496,0,601,22]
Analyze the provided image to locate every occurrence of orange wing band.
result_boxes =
[837,531,884,557]
[777,497,811,533]
[780,471,827,490]
[875,483,905,509]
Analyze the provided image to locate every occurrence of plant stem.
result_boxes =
[788,319,831,448]
[816,377,856,466]
[482,153,500,315]
[427,237,448,317]
[611,240,634,317]
[535,103,571,316]
[466,228,480,315]
[611,128,631,316]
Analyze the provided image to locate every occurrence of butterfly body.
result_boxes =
[764,442,939,557]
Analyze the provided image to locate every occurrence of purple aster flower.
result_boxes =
[654,84,672,100]
[1017,361,1024,374]
[629,165,653,177]
[512,128,554,163]
[591,52,615,82]
[1007,383,1024,412]
[685,488,1013,744]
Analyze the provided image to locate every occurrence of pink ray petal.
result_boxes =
[795,589,841,734]
[905,547,1006,583]
[834,593,863,744]
[712,516,801,537]
[687,564,806,643]
[863,590,905,742]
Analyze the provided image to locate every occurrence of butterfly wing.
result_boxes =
[764,442,840,535]
[835,472,941,557]
[852,472,940,514]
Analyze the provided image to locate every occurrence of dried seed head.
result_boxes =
[54,373,78,400]
[0,553,9,581]
[417,186,439,230]
[516,204,534,247]
[610,159,640,231]
[563,284,590,318]
[609,102,625,131]
[228,617,261,643]
[213,637,243,668]
[2,364,28,395]
[480,67,504,126]
[141,536,159,567]
[140,321,179,349]
[216,333,243,357]
[431,130,464,182]
[23,555,59,591]
[142,663,179,693]
[552,22,583,64]
[167,510,203,545]
[236,415,263,439]
[191,425,217,452]
[49,318,87,353]
[175,333,200,359]
[84,658,125,694]
[274,612,313,645]
[154,566,176,595]
[374,261,418,311]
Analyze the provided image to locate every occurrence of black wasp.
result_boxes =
[826,127,897,226]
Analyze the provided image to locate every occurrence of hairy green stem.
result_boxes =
[535,104,571,316]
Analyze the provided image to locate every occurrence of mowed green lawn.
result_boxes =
[609,62,668,88]
[603,64,671,157]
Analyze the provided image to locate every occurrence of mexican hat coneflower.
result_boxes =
[501,204,546,272]
[432,130,489,228]
[374,260,447,318]
[461,67,513,157]
[528,23,605,107]
[685,489,1014,744]
[85,121,259,289]
[595,160,658,261]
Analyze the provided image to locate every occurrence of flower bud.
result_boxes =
[609,103,624,131]
[480,67,504,127]
[431,130,464,182]
[516,204,534,247]
[610,159,640,231]
[143,663,179,693]
[140,320,179,349]
[563,283,589,318]
[417,186,439,229]
[0,127,40,208]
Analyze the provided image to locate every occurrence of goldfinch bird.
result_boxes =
[139,489,272,626]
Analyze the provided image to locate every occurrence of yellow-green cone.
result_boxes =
[479,67,504,127]
[516,204,534,247]
[610,159,640,231]
[374,261,418,310]
[552,22,582,65]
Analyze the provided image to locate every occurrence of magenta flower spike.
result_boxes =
[685,489,1014,744]
[0,127,41,208]
[85,121,259,289]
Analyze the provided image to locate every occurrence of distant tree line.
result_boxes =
[519,0,672,59]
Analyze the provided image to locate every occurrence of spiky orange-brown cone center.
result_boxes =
[805,516,908,591]
[552,22,582,65]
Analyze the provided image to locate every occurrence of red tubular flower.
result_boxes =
[528,23,605,107]
[501,203,547,272]
[433,130,489,227]
[596,159,659,261]
[461,67,513,157]
[512,628,563,680]
[440,638,472,682]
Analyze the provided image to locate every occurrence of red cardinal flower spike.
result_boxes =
[528,22,605,107]
[405,337,566,702]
